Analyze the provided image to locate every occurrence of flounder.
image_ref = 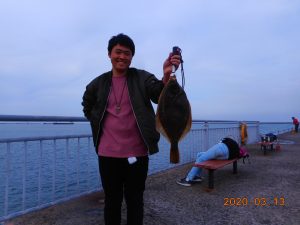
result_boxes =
[156,76,192,163]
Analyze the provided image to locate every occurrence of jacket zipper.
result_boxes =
[95,86,111,150]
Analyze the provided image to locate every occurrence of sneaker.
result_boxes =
[176,178,193,187]
[192,176,203,183]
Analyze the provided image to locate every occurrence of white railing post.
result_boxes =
[87,138,91,190]
[4,143,11,217]
[52,139,57,202]
[22,142,28,210]
[65,139,69,197]
[204,122,209,151]
[38,140,42,205]
[76,138,80,194]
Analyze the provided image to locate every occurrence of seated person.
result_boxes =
[177,137,240,187]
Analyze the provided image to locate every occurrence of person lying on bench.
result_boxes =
[176,137,240,187]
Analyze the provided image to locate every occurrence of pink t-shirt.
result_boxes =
[98,75,148,158]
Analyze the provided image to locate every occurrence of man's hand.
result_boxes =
[163,53,182,84]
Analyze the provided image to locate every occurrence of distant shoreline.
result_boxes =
[0,115,292,123]
[44,122,74,125]
[0,115,87,122]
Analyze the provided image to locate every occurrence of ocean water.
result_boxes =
[0,121,293,218]
[0,121,293,139]
[258,122,293,135]
[0,122,91,139]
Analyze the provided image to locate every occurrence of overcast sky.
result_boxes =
[0,0,299,122]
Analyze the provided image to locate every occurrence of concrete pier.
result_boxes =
[4,132,300,225]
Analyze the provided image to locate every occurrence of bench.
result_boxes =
[194,158,238,190]
[258,141,274,155]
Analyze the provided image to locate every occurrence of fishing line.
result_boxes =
[180,57,185,90]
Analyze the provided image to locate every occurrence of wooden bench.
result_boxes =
[194,158,238,190]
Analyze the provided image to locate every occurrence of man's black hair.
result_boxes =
[108,33,135,56]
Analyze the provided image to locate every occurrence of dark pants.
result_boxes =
[295,124,299,133]
[98,156,149,225]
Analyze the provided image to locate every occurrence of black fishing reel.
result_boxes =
[172,46,181,55]
[172,46,185,88]
[172,46,183,63]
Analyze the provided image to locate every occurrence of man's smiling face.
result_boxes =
[109,44,133,76]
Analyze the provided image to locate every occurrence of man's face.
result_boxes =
[109,44,133,74]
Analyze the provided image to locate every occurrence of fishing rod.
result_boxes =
[171,46,185,89]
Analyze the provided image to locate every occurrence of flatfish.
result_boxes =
[156,76,192,163]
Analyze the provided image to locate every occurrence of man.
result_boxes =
[82,33,181,225]
[292,117,299,133]
[177,137,240,187]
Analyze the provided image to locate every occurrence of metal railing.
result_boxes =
[0,135,98,221]
[0,121,260,221]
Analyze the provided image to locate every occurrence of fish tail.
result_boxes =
[170,142,180,164]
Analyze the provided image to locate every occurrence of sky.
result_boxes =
[0,0,299,122]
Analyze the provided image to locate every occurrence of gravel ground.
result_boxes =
[4,132,300,225]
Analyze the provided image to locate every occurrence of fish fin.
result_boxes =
[156,115,171,142]
[179,105,192,141]
[170,142,180,164]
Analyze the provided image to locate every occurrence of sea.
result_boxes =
[0,121,293,219]
[0,121,293,139]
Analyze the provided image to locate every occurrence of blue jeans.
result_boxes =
[186,143,229,181]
